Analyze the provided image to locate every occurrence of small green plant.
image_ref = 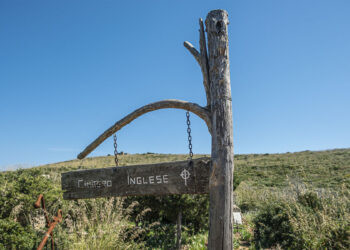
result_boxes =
[241,227,252,242]
[184,232,208,249]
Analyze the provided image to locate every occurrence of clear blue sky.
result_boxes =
[1,0,349,170]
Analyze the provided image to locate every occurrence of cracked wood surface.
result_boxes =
[62,158,211,199]
[206,10,234,250]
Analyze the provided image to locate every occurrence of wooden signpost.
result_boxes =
[62,9,234,249]
[62,158,210,199]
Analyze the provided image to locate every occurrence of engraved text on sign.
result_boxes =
[61,158,211,200]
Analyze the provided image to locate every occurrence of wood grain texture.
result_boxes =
[199,18,211,105]
[77,100,211,159]
[62,158,211,200]
[184,19,211,106]
[206,10,234,250]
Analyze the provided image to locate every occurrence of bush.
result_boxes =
[253,202,295,248]
[297,191,322,211]
[0,168,60,225]
[0,218,35,249]
[323,224,350,249]
[252,187,350,249]
[125,194,209,234]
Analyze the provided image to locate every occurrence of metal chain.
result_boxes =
[186,111,193,160]
[113,133,118,166]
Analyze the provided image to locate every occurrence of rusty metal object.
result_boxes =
[34,194,62,250]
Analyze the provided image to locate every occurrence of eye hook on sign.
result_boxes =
[34,194,62,250]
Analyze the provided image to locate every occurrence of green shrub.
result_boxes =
[252,186,350,249]
[125,194,209,234]
[253,202,295,248]
[297,191,322,211]
[0,168,60,224]
[323,224,350,249]
[0,218,35,249]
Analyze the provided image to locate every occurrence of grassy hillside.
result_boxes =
[235,148,350,188]
[40,149,350,187]
[1,149,349,249]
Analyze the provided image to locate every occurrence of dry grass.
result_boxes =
[49,197,148,249]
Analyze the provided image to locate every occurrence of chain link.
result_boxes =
[186,111,193,160]
[113,133,118,167]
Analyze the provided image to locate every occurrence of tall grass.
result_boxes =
[235,181,350,249]
[33,198,148,249]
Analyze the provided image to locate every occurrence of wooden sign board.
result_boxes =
[62,157,211,200]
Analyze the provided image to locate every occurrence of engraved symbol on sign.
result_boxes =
[180,169,190,186]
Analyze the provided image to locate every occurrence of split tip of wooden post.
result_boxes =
[207,9,228,16]
[205,9,229,32]
[206,10,228,24]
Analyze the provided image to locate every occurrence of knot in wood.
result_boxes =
[205,9,229,35]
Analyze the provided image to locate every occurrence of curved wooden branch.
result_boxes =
[77,100,211,159]
[184,41,200,65]
[183,19,211,106]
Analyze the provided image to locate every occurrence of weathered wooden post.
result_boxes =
[64,9,234,250]
[185,9,233,249]
[206,10,233,249]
